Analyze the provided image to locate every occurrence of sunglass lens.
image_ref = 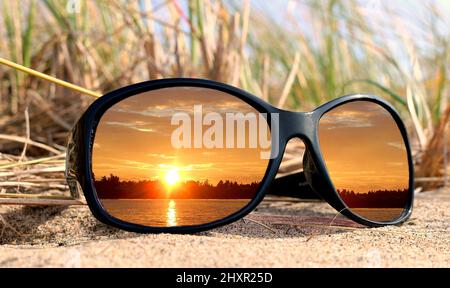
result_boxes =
[92,87,271,227]
[318,100,410,222]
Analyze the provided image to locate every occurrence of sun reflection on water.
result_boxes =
[166,199,177,226]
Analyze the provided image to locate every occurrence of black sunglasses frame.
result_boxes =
[66,78,414,233]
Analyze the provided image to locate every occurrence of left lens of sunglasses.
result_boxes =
[92,87,271,227]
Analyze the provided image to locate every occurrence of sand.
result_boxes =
[0,191,449,268]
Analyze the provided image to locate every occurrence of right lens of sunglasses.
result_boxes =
[318,100,410,222]
[91,87,271,228]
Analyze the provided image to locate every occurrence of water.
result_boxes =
[351,208,405,222]
[100,198,251,227]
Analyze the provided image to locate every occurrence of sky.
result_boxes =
[93,87,410,193]
[251,0,450,33]
[247,0,450,70]
[319,101,409,193]
[92,86,271,185]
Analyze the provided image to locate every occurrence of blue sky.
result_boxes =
[251,0,449,35]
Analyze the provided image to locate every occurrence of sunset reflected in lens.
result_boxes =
[318,101,410,222]
[92,87,271,227]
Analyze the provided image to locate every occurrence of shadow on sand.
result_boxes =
[0,200,364,245]
[0,206,137,246]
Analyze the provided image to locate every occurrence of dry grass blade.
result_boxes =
[0,154,65,169]
[243,217,277,234]
[277,52,300,108]
[0,134,62,155]
[0,166,65,178]
[18,107,30,162]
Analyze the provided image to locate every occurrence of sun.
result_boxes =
[164,168,180,187]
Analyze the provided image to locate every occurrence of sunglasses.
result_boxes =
[1,59,414,233]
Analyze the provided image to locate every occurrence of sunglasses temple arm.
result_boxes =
[267,172,322,200]
[0,57,102,98]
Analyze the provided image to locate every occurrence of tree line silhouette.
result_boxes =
[337,188,408,208]
[94,174,260,199]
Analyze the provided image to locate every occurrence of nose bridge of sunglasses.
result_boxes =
[278,110,316,140]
